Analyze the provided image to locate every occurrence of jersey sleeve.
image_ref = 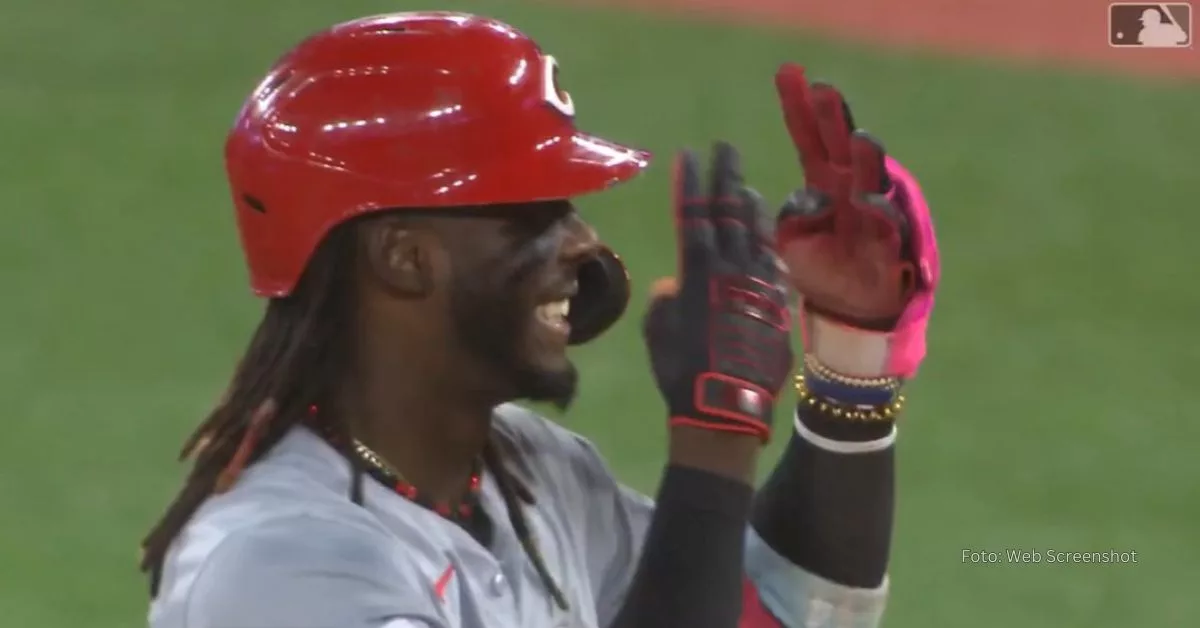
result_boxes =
[180,514,442,628]
[743,527,888,627]
[570,437,887,628]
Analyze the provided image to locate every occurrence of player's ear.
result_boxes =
[358,215,439,298]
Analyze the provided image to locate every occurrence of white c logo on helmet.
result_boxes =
[541,55,575,118]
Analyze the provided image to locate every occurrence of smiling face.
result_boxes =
[352,199,602,410]
[442,200,599,408]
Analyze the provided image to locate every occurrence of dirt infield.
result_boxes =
[597,0,1199,78]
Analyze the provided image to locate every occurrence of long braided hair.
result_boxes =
[140,214,569,610]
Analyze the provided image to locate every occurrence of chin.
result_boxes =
[450,285,579,409]
[516,359,578,410]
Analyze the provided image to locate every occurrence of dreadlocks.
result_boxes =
[139,215,361,594]
[140,214,568,610]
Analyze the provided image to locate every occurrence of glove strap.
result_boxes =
[800,311,897,378]
[801,305,934,380]
[670,372,775,441]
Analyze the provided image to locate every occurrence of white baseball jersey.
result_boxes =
[149,404,887,628]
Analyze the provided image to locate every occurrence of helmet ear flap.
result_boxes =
[567,247,630,346]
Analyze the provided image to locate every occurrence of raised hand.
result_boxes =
[643,142,793,442]
[774,64,940,379]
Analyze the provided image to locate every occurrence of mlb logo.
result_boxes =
[1109,3,1192,47]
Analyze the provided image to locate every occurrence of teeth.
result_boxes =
[537,299,570,324]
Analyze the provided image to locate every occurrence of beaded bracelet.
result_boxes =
[803,354,901,389]
[801,355,900,407]
[795,374,905,422]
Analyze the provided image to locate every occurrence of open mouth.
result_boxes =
[535,297,572,338]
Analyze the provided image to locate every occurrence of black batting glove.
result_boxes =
[642,142,794,441]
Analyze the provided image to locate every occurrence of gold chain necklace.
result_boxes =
[348,438,484,522]
[353,439,404,479]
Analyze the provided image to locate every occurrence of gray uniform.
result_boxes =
[149,404,887,628]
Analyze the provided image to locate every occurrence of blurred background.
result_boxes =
[2,0,1196,626]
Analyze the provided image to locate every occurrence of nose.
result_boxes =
[560,213,601,263]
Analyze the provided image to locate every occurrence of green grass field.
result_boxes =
[3,0,1197,626]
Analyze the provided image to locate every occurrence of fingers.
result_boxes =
[849,131,888,196]
[743,187,774,247]
[649,276,680,298]
[739,186,781,283]
[704,145,780,295]
[778,188,831,222]
[774,68,910,274]
[672,150,716,277]
[774,63,826,176]
[708,141,741,207]
[642,277,680,347]
[707,142,753,265]
[678,143,774,281]
[848,131,909,253]
[810,82,854,170]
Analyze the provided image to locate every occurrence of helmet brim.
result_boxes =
[484,130,651,203]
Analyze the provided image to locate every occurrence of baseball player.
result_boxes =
[140,12,940,628]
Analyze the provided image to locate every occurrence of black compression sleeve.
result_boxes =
[750,404,895,588]
[610,465,753,628]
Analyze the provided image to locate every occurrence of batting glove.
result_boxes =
[774,64,941,379]
[643,142,794,441]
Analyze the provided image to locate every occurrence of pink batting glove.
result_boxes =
[774,64,940,379]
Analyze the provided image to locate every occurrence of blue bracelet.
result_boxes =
[802,367,898,407]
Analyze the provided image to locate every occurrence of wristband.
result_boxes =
[795,375,904,423]
[802,355,902,409]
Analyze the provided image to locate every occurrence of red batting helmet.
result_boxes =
[226,11,651,297]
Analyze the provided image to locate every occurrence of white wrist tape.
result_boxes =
[794,410,896,454]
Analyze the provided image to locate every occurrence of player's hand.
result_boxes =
[642,142,793,442]
[774,64,940,379]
